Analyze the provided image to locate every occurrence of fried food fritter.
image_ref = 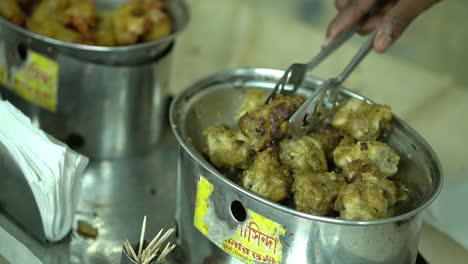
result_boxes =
[204,87,407,221]
[28,0,68,21]
[3,0,172,46]
[337,160,408,221]
[236,89,269,122]
[292,172,346,215]
[239,94,305,151]
[111,1,147,45]
[27,19,82,43]
[93,11,116,46]
[335,181,389,220]
[143,7,172,42]
[111,0,172,45]
[241,147,292,202]
[332,98,392,141]
[205,125,251,169]
[26,0,83,43]
[333,141,400,178]
[279,135,327,174]
[345,160,401,206]
[309,124,355,161]
[56,0,97,34]
[0,0,26,26]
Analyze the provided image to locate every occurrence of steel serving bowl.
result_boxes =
[170,68,443,264]
[0,0,190,65]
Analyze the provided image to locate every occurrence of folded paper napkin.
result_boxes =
[0,99,89,242]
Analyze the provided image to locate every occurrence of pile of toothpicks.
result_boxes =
[123,216,177,264]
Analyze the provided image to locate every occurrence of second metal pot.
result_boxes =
[0,0,189,159]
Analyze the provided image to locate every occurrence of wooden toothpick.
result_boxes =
[124,217,177,263]
[125,239,139,262]
[145,228,164,254]
[137,216,147,261]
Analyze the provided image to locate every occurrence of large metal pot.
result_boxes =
[170,68,443,264]
[0,0,189,159]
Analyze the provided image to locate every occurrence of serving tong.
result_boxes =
[265,10,379,139]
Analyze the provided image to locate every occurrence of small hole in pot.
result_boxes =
[66,133,85,149]
[230,200,246,222]
[17,44,28,61]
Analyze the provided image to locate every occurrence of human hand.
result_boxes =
[323,0,441,53]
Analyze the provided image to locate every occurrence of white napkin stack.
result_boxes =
[0,99,89,242]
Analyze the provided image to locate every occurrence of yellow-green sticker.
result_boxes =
[194,175,286,263]
[0,42,7,87]
[12,51,58,112]
[221,209,286,263]
[194,175,214,236]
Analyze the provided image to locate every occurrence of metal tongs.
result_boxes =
[264,11,379,139]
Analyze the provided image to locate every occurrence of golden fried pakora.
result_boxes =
[0,0,26,26]
[279,135,327,174]
[241,147,292,202]
[110,1,147,45]
[335,181,389,220]
[111,0,172,45]
[27,19,82,43]
[56,0,97,34]
[333,141,400,178]
[309,124,355,161]
[0,0,173,46]
[205,88,408,221]
[93,11,116,46]
[236,89,269,122]
[26,0,83,43]
[332,98,392,141]
[143,7,171,42]
[205,125,251,169]
[292,172,346,216]
[345,160,400,206]
[239,94,305,151]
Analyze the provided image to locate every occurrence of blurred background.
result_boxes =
[170,0,467,91]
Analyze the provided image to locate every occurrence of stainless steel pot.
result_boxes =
[0,0,189,159]
[170,68,443,264]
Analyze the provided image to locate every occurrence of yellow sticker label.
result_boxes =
[12,51,58,112]
[0,64,6,87]
[0,42,7,87]
[194,175,214,236]
[194,175,285,263]
[222,210,285,263]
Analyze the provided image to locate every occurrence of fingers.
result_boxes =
[323,0,377,48]
[325,0,440,53]
[357,1,396,35]
[373,0,441,53]
[358,15,382,35]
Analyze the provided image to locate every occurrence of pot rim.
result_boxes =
[0,0,190,54]
[170,67,444,226]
